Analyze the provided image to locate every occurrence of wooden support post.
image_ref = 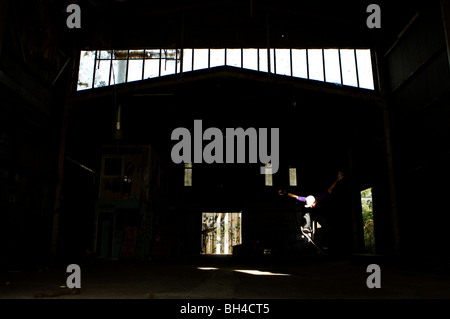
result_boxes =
[51,45,78,258]
[51,101,70,257]
[382,100,400,255]
[347,143,365,254]
[375,40,401,255]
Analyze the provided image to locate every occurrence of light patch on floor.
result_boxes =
[234,269,291,276]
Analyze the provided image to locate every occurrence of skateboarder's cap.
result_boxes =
[305,195,316,208]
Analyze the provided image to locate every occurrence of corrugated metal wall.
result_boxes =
[386,3,450,257]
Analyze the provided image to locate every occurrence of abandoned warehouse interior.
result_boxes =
[1,0,450,300]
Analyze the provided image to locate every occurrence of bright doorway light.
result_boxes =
[202,212,242,255]
[361,187,375,252]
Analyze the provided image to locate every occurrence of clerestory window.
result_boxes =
[77,48,375,91]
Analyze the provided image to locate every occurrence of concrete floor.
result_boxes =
[2,254,450,300]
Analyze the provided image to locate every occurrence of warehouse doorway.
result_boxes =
[361,188,375,253]
[201,212,242,255]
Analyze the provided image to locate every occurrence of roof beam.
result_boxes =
[70,66,381,105]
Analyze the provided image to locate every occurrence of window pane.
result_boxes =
[161,49,177,60]
[182,49,193,72]
[324,49,341,84]
[77,50,96,90]
[144,59,160,79]
[161,50,177,76]
[99,50,111,60]
[307,49,324,81]
[340,49,358,87]
[259,49,268,72]
[226,49,241,67]
[127,59,143,82]
[265,163,272,186]
[193,49,209,70]
[356,49,374,90]
[289,168,297,186]
[110,60,127,84]
[144,49,161,59]
[129,50,145,59]
[243,49,258,71]
[113,50,128,60]
[177,56,182,73]
[275,49,291,76]
[292,49,307,79]
[184,163,192,187]
[161,59,177,76]
[269,49,275,73]
[210,49,225,68]
[94,59,110,88]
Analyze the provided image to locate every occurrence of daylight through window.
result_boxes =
[77,48,375,91]
[184,163,192,187]
[265,163,273,186]
[289,167,297,186]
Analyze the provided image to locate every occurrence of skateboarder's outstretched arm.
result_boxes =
[278,171,344,203]
[327,171,344,194]
[278,190,305,201]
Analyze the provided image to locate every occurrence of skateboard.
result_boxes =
[301,226,326,255]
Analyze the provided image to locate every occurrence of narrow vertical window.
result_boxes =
[355,49,375,90]
[210,49,225,68]
[193,49,209,71]
[324,49,342,84]
[242,49,258,71]
[292,49,308,79]
[226,49,242,68]
[340,49,358,87]
[259,49,268,72]
[289,167,297,186]
[110,50,128,85]
[161,49,177,76]
[264,163,273,186]
[361,187,375,252]
[77,50,96,90]
[275,49,291,76]
[184,163,192,186]
[307,49,324,81]
[143,49,161,79]
[182,49,193,72]
[93,50,112,88]
[127,50,144,82]
[269,48,275,74]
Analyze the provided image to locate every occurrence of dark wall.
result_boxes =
[0,1,72,267]
[0,91,57,267]
[74,1,375,50]
[384,2,450,259]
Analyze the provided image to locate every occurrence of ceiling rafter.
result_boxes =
[70,65,381,105]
